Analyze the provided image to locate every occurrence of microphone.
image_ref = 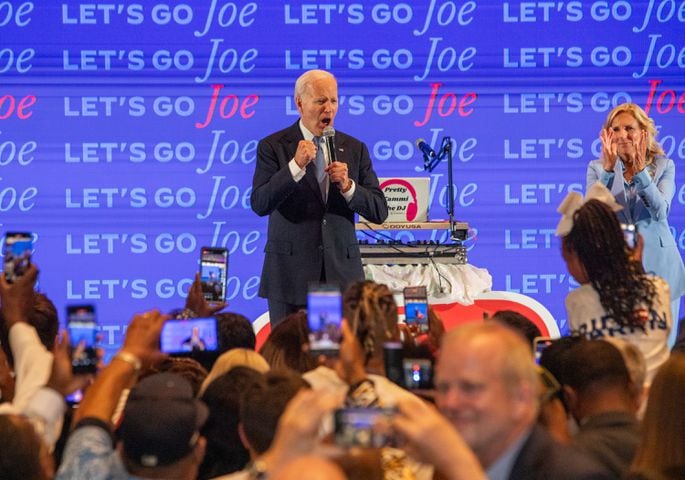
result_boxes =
[416,138,437,160]
[323,126,337,166]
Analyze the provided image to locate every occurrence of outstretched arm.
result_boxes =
[73,309,168,426]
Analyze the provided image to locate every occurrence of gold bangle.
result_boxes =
[113,351,142,372]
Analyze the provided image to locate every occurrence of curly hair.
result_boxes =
[343,281,398,362]
[563,199,656,329]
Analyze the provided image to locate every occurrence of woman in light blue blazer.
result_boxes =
[587,103,685,344]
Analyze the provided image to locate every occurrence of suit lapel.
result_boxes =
[612,161,631,224]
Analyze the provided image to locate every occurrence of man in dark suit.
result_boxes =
[434,322,612,480]
[251,70,388,327]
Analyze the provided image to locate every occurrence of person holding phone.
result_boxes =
[557,191,672,383]
[251,69,388,327]
[303,281,434,480]
[586,103,685,345]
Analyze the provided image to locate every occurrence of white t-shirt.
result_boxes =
[566,275,671,384]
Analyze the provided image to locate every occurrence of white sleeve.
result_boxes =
[23,387,67,451]
[8,323,53,410]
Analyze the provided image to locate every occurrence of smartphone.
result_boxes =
[334,407,396,448]
[307,284,342,354]
[533,336,556,364]
[67,304,98,375]
[384,341,405,387]
[621,223,637,248]
[161,317,219,354]
[199,247,228,303]
[402,358,433,390]
[403,286,429,334]
[3,231,32,283]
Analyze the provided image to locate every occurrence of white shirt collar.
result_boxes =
[299,120,317,142]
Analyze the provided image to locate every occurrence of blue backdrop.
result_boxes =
[2,0,684,355]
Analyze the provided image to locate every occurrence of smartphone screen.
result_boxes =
[307,284,342,354]
[533,336,556,364]
[3,231,32,283]
[621,223,636,248]
[334,407,396,448]
[200,247,228,303]
[402,358,433,390]
[67,304,98,375]
[403,286,429,334]
[161,317,218,354]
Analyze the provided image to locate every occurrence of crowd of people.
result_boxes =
[2,72,685,479]
[0,255,684,479]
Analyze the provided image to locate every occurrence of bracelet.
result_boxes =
[248,459,269,480]
[113,351,142,372]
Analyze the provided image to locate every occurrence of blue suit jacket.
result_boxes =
[587,156,685,300]
[251,121,388,305]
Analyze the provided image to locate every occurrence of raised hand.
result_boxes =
[600,128,618,172]
[294,139,318,169]
[185,272,225,317]
[121,309,169,369]
[633,129,648,173]
[326,161,352,192]
[0,263,39,327]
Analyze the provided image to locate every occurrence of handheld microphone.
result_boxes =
[415,138,437,159]
[323,126,337,166]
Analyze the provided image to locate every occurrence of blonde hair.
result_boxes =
[631,353,685,471]
[199,348,270,396]
[602,103,664,164]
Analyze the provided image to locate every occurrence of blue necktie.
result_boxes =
[314,136,327,200]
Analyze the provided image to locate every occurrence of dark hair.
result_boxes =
[561,340,632,396]
[539,335,584,385]
[0,414,48,480]
[0,292,58,366]
[140,357,208,398]
[259,311,316,373]
[198,367,263,479]
[563,199,655,329]
[215,312,256,353]
[490,310,541,348]
[239,371,308,454]
[343,281,398,362]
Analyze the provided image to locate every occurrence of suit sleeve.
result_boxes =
[250,138,299,217]
[633,159,675,221]
[586,160,614,192]
[347,141,388,224]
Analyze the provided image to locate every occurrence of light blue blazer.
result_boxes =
[587,156,685,300]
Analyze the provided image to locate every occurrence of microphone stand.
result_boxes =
[424,136,458,241]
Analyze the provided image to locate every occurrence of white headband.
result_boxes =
[555,183,623,237]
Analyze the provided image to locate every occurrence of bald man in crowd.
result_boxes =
[434,322,612,480]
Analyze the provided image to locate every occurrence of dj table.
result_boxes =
[356,221,470,265]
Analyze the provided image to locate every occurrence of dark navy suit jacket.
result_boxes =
[251,121,388,305]
[508,425,613,480]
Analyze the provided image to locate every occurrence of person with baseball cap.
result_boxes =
[57,310,209,480]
